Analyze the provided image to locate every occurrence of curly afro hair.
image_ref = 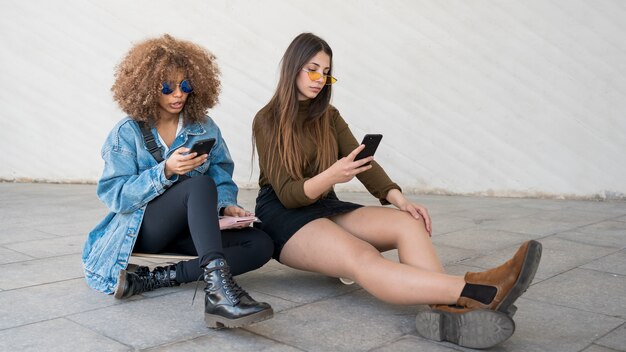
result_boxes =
[112,34,221,125]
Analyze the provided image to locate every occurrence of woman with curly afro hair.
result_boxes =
[82,34,274,329]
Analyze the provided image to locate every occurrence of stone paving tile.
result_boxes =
[33,217,101,237]
[0,226,58,245]
[431,215,480,236]
[233,266,360,304]
[448,204,541,222]
[524,268,626,318]
[556,228,626,249]
[0,246,34,264]
[67,290,212,350]
[371,335,463,352]
[432,228,532,252]
[527,208,618,226]
[4,234,85,258]
[512,199,583,211]
[2,183,625,352]
[0,205,97,230]
[0,318,131,352]
[462,237,618,280]
[477,217,581,237]
[594,323,626,352]
[484,298,624,352]
[581,250,626,276]
[0,278,121,330]
[575,221,626,238]
[581,344,625,352]
[419,201,496,217]
[245,289,422,352]
[0,254,83,290]
[143,328,302,352]
[566,201,626,216]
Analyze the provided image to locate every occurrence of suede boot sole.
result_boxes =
[205,308,274,329]
[416,309,515,349]
[497,240,542,313]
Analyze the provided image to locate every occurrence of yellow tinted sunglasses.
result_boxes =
[302,69,337,85]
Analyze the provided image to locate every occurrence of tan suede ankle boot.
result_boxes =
[457,240,542,314]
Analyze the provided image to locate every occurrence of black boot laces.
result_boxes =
[219,265,247,304]
[133,266,175,294]
[191,264,248,305]
[134,273,158,293]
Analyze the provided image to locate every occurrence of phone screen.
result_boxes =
[190,138,216,156]
[354,134,383,163]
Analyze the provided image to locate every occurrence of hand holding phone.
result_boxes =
[354,134,383,165]
[189,138,216,157]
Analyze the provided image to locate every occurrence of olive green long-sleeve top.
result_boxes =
[254,100,401,209]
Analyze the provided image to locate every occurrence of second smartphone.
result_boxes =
[354,134,383,164]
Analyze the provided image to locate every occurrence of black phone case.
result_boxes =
[354,134,383,163]
[190,138,216,156]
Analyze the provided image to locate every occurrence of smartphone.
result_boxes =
[354,134,383,164]
[189,138,216,156]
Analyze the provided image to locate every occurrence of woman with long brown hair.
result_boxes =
[252,32,542,349]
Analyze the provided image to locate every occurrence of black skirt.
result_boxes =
[254,186,363,260]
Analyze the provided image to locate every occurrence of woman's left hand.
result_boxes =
[399,202,432,236]
[222,206,253,217]
[222,206,255,229]
[386,189,432,236]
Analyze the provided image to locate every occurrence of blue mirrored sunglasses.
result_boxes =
[160,79,193,95]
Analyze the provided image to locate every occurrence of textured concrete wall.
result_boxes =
[1,0,624,199]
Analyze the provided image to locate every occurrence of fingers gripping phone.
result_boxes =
[354,134,383,165]
[189,138,216,156]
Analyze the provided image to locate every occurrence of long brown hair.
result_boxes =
[253,33,337,180]
[111,34,221,125]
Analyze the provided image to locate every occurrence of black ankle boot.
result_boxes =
[203,258,273,328]
[114,265,180,299]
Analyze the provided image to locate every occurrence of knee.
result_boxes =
[184,175,217,197]
[396,212,429,240]
[187,174,217,189]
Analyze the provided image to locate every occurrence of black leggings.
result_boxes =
[134,175,273,283]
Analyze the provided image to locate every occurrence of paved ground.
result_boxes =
[0,182,625,352]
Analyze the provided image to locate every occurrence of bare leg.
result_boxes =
[331,206,444,273]
[280,218,465,305]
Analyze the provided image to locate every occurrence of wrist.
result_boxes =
[386,189,403,206]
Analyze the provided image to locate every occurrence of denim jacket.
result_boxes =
[82,116,239,294]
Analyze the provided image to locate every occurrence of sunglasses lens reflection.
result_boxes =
[307,71,322,81]
[305,71,336,85]
[161,82,174,95]
[161,80,193,95]
[180,79,193,93]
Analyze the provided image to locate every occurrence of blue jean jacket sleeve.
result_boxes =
[83,116,242,294]
[206,123,239,210]
[97,120,175,214]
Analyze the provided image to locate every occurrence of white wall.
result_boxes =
[1,0,625,199]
